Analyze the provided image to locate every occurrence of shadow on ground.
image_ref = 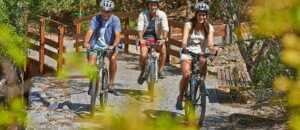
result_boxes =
[206,88,247,104]
[144,109,185,124]
[115,88,152,102]
[202,114,286,130]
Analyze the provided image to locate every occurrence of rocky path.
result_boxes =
[26,44,285,130]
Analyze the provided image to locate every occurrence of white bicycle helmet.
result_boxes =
[194,2,209,12]
[100,0,115,11]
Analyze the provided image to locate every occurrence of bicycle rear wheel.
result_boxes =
[100,69,108,110]
[90,76,99,116]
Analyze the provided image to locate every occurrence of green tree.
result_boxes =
[252,0,300,129]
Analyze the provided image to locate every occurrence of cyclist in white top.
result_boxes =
[176,2,215,110]
[136,0,169,84]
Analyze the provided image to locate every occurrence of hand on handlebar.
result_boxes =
[139,39,146,45]
[84,43,90,49]
[181,47,189,54]
[108,45,115,50]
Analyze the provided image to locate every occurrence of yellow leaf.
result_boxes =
[290,114,300,130]
[282,34,300,50]
[281,50,300,68]
[288,87,300,106]
[273,76,293,92]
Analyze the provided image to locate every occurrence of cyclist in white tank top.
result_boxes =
[176,2,215,110]
[180,22,214,60]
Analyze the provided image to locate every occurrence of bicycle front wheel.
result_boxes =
[90,76,99,116]
[184,79,207,126]
[184,79,197,124]
[198,80,206,126]
[147,61,157,102]
[100,68,108,110]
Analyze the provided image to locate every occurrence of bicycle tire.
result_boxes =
[184,78,206,126]
[147,60,157,102]
[184,79,197,124]
[100,69,108,110]
[198,79,206,126]
[90,76,99,116]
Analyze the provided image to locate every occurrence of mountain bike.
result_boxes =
[141,40,164,102]
[183,49,217,126]
[88,48,111,115]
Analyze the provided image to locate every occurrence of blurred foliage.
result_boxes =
[27,0,98,17]
[57,52,97,80]
[209,0,252,23]
[251,0,300,129]
[0,98,27,129]
[57,51,201,129]
[79,102,198,130]
[0,24,29,67]
[225,0,296,107]
[0,0,29,33]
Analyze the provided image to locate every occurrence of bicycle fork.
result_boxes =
[148,51,159,82]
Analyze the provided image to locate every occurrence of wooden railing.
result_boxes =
[73,12,228,62]
[26,16,66,75]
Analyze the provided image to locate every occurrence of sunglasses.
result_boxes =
[102,10,112,14]
[197,12,208,16]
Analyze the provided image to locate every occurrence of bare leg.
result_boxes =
[178,60,191,100]
[109,52,118,89]
[140,46,148,72]
[158,44,167,72]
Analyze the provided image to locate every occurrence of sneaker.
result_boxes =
[176,99,183,110]
[108,88,120,96]
[137,71,146,85]
[158,71,165,79]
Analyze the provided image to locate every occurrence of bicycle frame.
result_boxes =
[88,48,110,115]
[184,50,217,125]
[95,50,107,72]
[147,46,159,82]
[143,41,163,82]
[189,53,205,105]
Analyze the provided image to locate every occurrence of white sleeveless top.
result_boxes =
[185,22,214,53]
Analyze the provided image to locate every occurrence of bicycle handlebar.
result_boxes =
[136,40,165,47]
[145,40,165,46]
[182,49,218,58]
[87,47,114,52]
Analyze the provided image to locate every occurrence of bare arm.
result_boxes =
[162,31,168,41]
[83,28,94,48]
[112,31,121,47]
[137,12,145,43]
[161,12,169,41]
[138,31,145,42]
[182,23,190,48]
[207,28,214,48]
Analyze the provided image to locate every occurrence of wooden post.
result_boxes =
[57,25,65,72]
[225,24,230,44]
[75,22,81,53]
[39,17,45,74]
[124,17,130,54]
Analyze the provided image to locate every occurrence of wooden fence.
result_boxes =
[26,16,66,75]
